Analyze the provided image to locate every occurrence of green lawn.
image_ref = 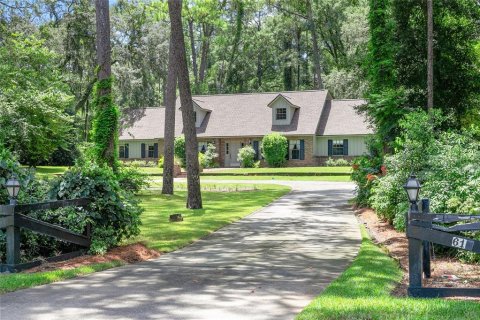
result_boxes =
[208,166,351,174]
[131,184,290,252]
[296,226,480,320]
[198,175,351,182]
[0,261,123,294]
[26,166,69,178]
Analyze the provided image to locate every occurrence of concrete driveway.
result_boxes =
[0,181,361,320]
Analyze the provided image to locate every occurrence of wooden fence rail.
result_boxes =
[0,198,92,273]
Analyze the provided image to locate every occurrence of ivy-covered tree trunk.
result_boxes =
[93,0,118,170]
[162,36,177,195]
[168,0,202,209]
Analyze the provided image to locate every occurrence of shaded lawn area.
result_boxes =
[131,184,290,252]
[296,226,480,320]
[1,184,288,294]
[0,261,123,294]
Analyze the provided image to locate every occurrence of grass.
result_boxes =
[131,184,290,252]
[0,261,123,294]
[296,226,480,320]
[208,166,351,174]
[198,175,351,182]
[1,182,288,294]
[25,166,69,178]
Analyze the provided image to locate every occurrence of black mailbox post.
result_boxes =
[405,175,480,298]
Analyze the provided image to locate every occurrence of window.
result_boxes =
[332,140,344,156]
[119,144,128,158]
[276,108,287,120]
[289,140,300,160]
[148,144,155,158]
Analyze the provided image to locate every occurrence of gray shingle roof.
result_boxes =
[316,99,373,136]
[119,90,371,140]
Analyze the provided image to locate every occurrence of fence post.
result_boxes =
[421,198,431,278]
[408,203,423,291]
[3,205,20,266]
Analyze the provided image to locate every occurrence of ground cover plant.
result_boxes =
[296,227,480,320]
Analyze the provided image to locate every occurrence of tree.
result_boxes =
[162,35,177,195]
[306,0,324,89]
[0,35,74,166]
[168,0,202,209]
[426,0,433,113]
[92,0,119,169]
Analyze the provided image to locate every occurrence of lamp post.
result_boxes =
[5,175,21,205]
[404,174,421,213]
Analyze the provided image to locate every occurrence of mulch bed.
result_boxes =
[24,243,161,273]
[356,208,480,301]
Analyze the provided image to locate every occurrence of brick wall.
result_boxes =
[285,136,315,167]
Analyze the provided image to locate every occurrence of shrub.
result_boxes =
[363,111,480,262]
[198,152,206,170]
[174,135,186,168]
[262,133,288,167]
[325,157,350,167]
[351,155,383,207]
[157,156,164,168]
[117,165,149,193]
[237,145,256,168]
[202,143,218,168]
[49,161,143,254]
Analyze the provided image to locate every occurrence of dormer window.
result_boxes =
[276,108,287,120]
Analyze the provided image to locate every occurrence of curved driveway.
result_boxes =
[0,181,361,320]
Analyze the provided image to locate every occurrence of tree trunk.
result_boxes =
[199,24,212,83]
[427,0,434,112]
[94,0,117,169]
[162,36,177,195]
[306,0,324,90]
[283,39,293,91]
[168,0,202,209]
[95,0,111,89]
[188,18,199,92]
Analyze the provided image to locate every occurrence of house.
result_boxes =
[118,90,373,167]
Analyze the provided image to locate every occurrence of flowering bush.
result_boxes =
[237,145,256,168]
[363,111,480,262]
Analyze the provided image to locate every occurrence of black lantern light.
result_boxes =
[5,175,21,205]
[404,174,421,204]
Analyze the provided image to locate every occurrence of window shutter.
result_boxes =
[154,143,159,158]
[300,140,305,160]
[328,140,333,156]
[141,143,146,158]
[343,139,348,156]
[125,145,129,159]
[253,141,259,161]
[285,140,289,160]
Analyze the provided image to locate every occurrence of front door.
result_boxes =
[225,141,242,167]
